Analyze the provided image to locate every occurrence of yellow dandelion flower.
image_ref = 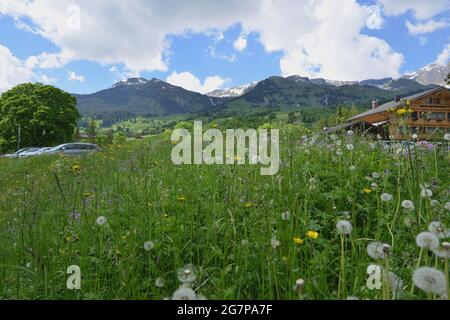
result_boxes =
[244,202,253,208]
[306,231,319,239]
[293,237,304,245]
[363,188,373,194]
[282,256,288,262]
[234,156,242,162]
[178,196,185,202]
[212,124,219,128]
[71,165,81,173]
[115,249,121,256]
[396,108,407,116]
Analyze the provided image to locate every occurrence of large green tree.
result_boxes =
[0,83,80,152]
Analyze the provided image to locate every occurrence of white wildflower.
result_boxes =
[96,216,107,226]
[271,237,280,249]
[346,144,354,151]
[444,133,450,141]
[336,220,353,235]
[367,242,388,259]
[155,277,164,288]
[380,193,393,202]
[372,172,380,179]
[420,188,432,198]
[281,211,291,221]
[415,232,439,250]
[401,200,414,210]
[412,267,446,296]
[177,264,197,284]
[172,287,197,300]
[144,241,155,251]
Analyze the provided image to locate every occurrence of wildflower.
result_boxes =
[415,232,439,251]
[401,200,414,210]
[420,188,433,198]
[244,203,253,208]
[241,239,249,246]
[412,133,418,140]
[430,199,439,207]
[178,196,186,202]
[346,144,354,151]
[445,202,450,211]
[271,237,280,249]
[444,133,450,141]
[349,165,356,171]
[372,172,380,179]
[96,216,107,226]
[295,278,305,292]
[155,277,165,288]
[370,183,378,190]
[67,210,81,222]
[380,193,393,202]
[412,267,446,296]
[347,130,354,136]
[367,242,388,259]
[211,124,219,128]
[363,188,373,194]
[433,242,450,259]
[172,287,197,300]
[336,220,353,235]
[336,149,343,156]
[281,211,291,221]
[293,237,304,245]
[396,108,407,116]
[428,221,447,239]
[306,231,319,239]
[177,265,197,284]
[144,241,155,251]
[71,165,81,173]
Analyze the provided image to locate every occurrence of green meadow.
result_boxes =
[0,126,448,300]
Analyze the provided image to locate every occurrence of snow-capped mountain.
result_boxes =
[207,81,258,98]
[111,77,150,88]
[402,62,450,87]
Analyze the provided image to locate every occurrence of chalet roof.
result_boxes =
[348,87,444,121]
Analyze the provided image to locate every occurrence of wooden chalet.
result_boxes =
[348,87,450,140]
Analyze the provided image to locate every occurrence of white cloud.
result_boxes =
[435,44,450,66]
[0,45,34,93]
[1,0,409,81]
[67,71,85,82]
[166,71,229,93]
[378,0,450,20]
[39,74,56,84]
[406,19,450,35]
[366,5,384,30]
[233,34,248,51]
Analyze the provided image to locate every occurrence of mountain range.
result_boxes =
[75,61,449,119]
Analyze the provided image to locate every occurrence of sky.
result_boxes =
[0,0,449,94]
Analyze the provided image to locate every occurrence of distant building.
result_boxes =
[348,87,450,140]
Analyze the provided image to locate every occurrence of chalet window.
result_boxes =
[428,112,445,121]
[411,112,418,121]
[427,98,441,104]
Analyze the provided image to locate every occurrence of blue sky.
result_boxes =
[0,0,449,94]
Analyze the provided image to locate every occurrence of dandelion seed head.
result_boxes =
[336,220,353,235]
[346,144,354,151]
[372,172,380,179]
[96,216,107,226]
[428,221,446,239]
[155,277,164,288]
[172,287,197,300]
[177,264,197,284]
[444,133,450,141]
[420,188,433,198]
[380,193,393,202]
[349,165,356,171]
[412,267,446,295]
[144,241,155,251]
[416,232,439,250]
[430,199,439,207]
[367,242,387,259]
[401,200,414,210]
[271,237,280,249]
[445,202,450,211]
[347,130,354,136]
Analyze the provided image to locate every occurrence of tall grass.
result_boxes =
[0,127,448,300]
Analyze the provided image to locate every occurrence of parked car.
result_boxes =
[20,147,53,158]
[2,148,42,158]
[45,143,100,155]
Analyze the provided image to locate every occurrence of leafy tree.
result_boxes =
[0,83,80,152]
[446,72,450,85]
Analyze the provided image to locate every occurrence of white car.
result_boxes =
[20,147,53,157]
